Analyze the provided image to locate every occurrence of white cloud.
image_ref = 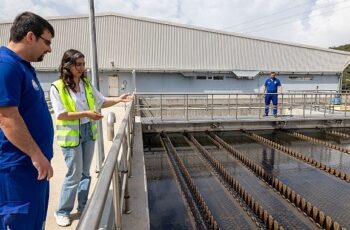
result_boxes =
[94,0,182,23]
[0,0,60,20]
[0,0,348,48]
[299,0,350,47]
[235,0,350,47]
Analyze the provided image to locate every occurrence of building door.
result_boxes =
[108,76,119,96]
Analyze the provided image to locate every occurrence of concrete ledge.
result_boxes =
[122,116,150,230]
[142,116,350,132]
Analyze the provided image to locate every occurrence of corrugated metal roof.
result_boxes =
[0,13,349,73]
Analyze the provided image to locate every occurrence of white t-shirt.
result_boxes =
[50,80,105,124]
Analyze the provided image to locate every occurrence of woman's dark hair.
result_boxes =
[59,49,87,92]
[10,11,54,42]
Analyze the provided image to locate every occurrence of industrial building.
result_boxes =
[0,13,350,96]
[2,13,350,229]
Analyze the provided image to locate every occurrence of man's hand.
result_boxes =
[31,153,53,180]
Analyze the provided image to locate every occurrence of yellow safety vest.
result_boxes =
[52,79,97,147]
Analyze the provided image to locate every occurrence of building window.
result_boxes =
[196,75,225,80]
[289,75,313,80]
[213,76,224,80]
[196,76,207,80]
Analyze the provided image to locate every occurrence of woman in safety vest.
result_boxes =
[50,49,132,227]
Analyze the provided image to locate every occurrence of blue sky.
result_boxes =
[1,0,349,48]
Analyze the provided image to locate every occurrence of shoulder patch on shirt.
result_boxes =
[32,80,39,91]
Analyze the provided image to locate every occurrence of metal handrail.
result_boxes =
[136,92,350,121]
[77,101,135,230]
[135,92,342,96]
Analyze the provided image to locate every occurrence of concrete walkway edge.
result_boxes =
[122,116,150,230]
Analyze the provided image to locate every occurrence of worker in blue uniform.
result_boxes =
[0,12,55,230]
[262,72,282,117]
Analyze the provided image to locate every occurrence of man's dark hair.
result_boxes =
[271,71,276,75]
[9,11,55,42]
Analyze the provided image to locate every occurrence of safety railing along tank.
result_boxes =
[136,92,350,121]
[77,101,135,230]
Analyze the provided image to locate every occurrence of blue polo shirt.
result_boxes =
[0,46,54,169]
[264,77,281,93]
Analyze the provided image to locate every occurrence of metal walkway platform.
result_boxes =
[142,115,350,132]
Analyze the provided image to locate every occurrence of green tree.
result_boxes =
[330,44,350,52]
[330,44,350,91]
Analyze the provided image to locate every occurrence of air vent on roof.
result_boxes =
[231,70,260,80]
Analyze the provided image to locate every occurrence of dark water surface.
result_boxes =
[144,131,350,229]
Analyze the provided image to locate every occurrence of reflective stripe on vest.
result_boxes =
[52,79,97,147]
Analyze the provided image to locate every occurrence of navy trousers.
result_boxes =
[264,94,278,115]
[0,164,49,230]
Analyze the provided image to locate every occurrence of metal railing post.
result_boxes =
[127,116,133,177]
[235,94,238,120]
[136,94,140,116]
[303,94,306,118]
[228,94,231,116]
[186,94,189,121]
[249,94,252,112]
[211,94,214,120]
[160,94,163,121]
[281,93,284,117]
[149,96,152,117]
[129,103,135,155]
[330,93,333,113]
[184,95,186,120]
[289,94,293,116]
[206,95,208,111]
[112,165,122,230]
[308,94,312,115]
[258,93,262,118]
[345,93,348,117]
[324,94,327,117]
[107,112,116,141]
[123,134,131,214]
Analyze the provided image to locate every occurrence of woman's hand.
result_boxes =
[117,93,134,103]
[102,93,134,108]
[85,110,104,120]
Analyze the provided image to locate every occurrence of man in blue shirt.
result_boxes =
[0,12,54,230]
[263,72,282,117]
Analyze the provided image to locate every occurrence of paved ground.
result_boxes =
[45,103,129,230]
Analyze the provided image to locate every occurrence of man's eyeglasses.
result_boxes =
[38,35,51,47]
